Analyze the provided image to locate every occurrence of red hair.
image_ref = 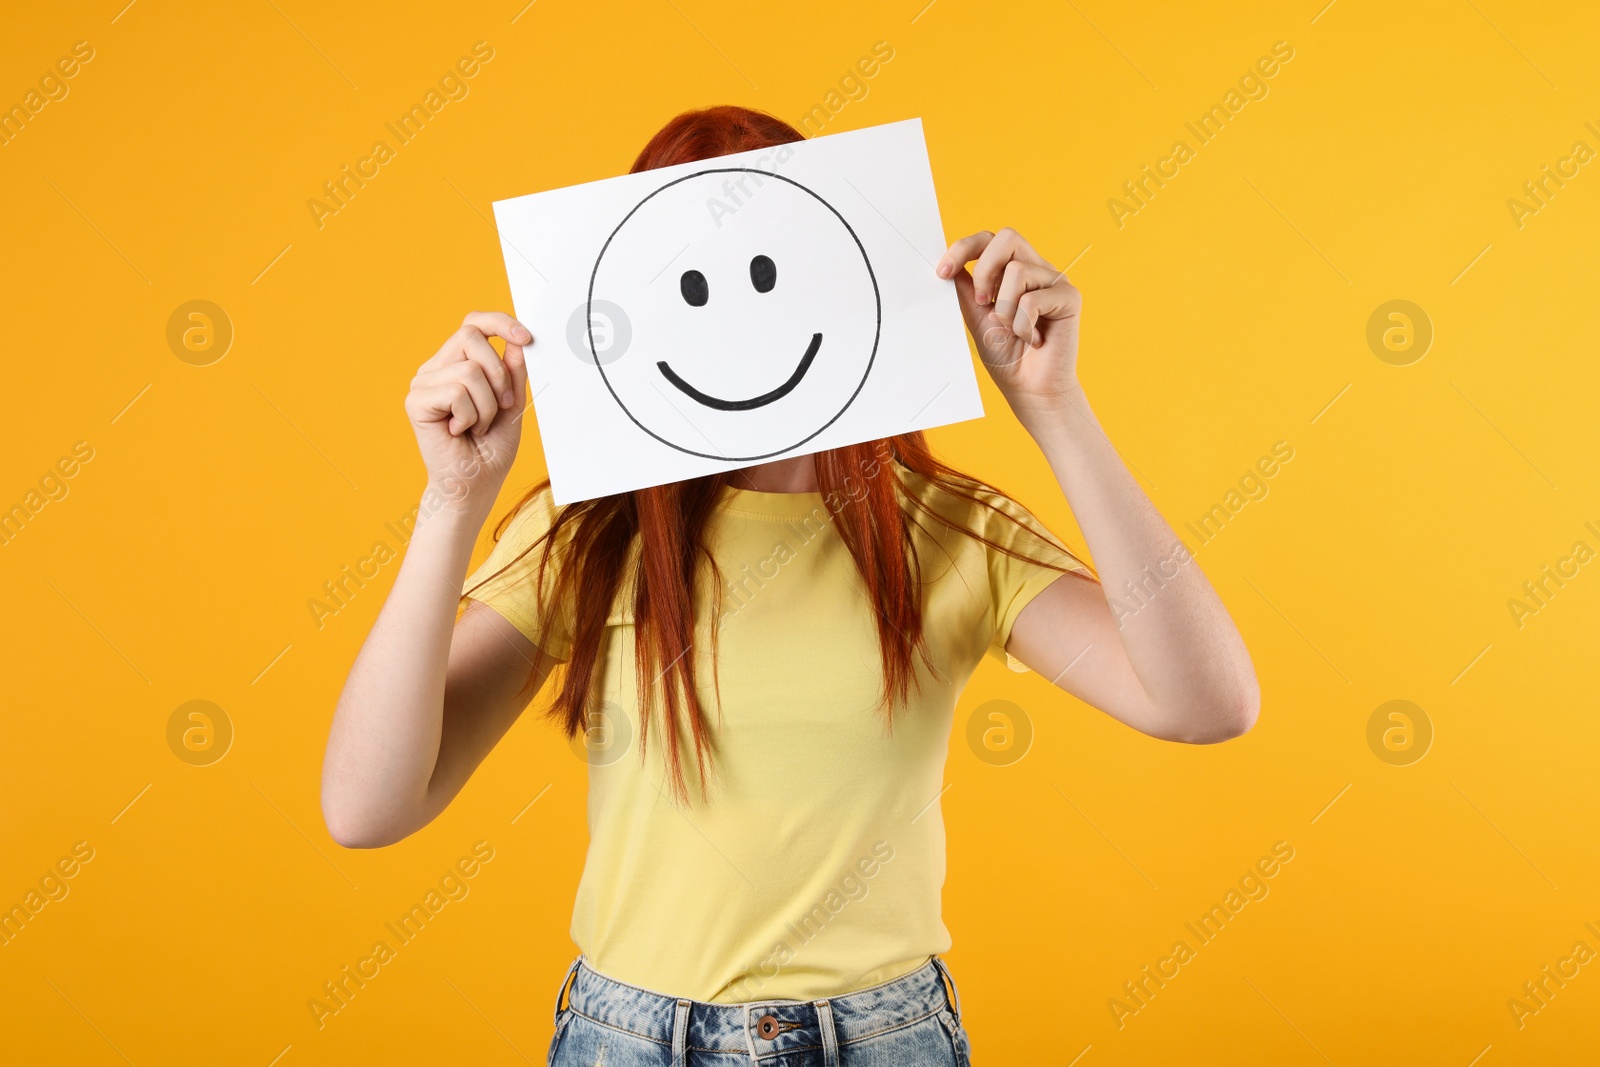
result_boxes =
[471,106,1093,800]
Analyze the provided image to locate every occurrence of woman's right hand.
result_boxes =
[405,311,531,516]
[327,310,544,849]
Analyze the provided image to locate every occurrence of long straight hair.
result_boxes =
[469,106,1094,800]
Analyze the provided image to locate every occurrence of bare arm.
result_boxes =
[320,311,557,847]
[939,231,1259,744]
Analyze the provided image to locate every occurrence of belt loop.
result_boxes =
[931,956,962,1026]
[553,956,582,1026]
[671,998,691,1066]
[742,1006,760,1064]
[815,999,839,1067]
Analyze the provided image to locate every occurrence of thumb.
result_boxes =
[951,268,987,340]
[504,340,529,409]
[952,269,1015,362]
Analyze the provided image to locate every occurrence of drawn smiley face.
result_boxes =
[587,168,880,461]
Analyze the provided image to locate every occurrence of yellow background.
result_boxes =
[3,0,1597,1063]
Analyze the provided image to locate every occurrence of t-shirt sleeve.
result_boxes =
[979,490,1094,672]
[460,486,573,661]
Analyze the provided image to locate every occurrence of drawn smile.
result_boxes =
[656,333,822,411]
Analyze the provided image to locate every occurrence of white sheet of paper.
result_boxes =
[492,117,984,505]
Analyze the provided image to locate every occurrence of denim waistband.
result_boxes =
[557,956,961,1059]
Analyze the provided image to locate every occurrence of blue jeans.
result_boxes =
[546,956,975,1066]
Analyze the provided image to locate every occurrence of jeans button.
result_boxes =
[755,1014,780,1040]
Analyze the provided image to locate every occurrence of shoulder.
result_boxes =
[896,463,1090,575]
[897,465,1055,541]
[492,483,565,552]
[469,484,574,591]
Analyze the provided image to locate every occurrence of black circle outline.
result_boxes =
[587,168,882,462]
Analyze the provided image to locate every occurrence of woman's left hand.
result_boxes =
[941,230,1261,745]
[938,228,1082,424]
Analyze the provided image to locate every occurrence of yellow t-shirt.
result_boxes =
[462,466,1089,1002]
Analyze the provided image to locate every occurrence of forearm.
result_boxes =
[320,492,488,844]
[1022,385,1259,724]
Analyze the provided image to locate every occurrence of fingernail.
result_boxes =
[514,326,532,343]
[936,261,951,278]
[1031,330,1042,347]
[976,291,988,304]
[501,391,515,407]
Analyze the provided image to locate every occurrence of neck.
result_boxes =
[729,455,819,493]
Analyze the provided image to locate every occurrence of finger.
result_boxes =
[419,326,512,409]
[417,324,486,374]
[1009,295,1041,348]
[445,383,484,437]
[407,383,482,437]
[448,363,501,435]
[992,261,1065,324]
[951,270,1019,358]
[461,310,532,349]
[950,267,986,339]
[415,364,500,435]
[937,231,995,279]
[1014,282,1082,346]
[417,324,511,402]
[970,228,1048,306]
[503,340,529,410]
[417,312,532,375]
[459,327,515,407]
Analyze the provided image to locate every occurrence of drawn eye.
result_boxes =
[680,269,709,307]
[749,255,776,293]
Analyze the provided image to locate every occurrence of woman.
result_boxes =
[321,106,1259,1066]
